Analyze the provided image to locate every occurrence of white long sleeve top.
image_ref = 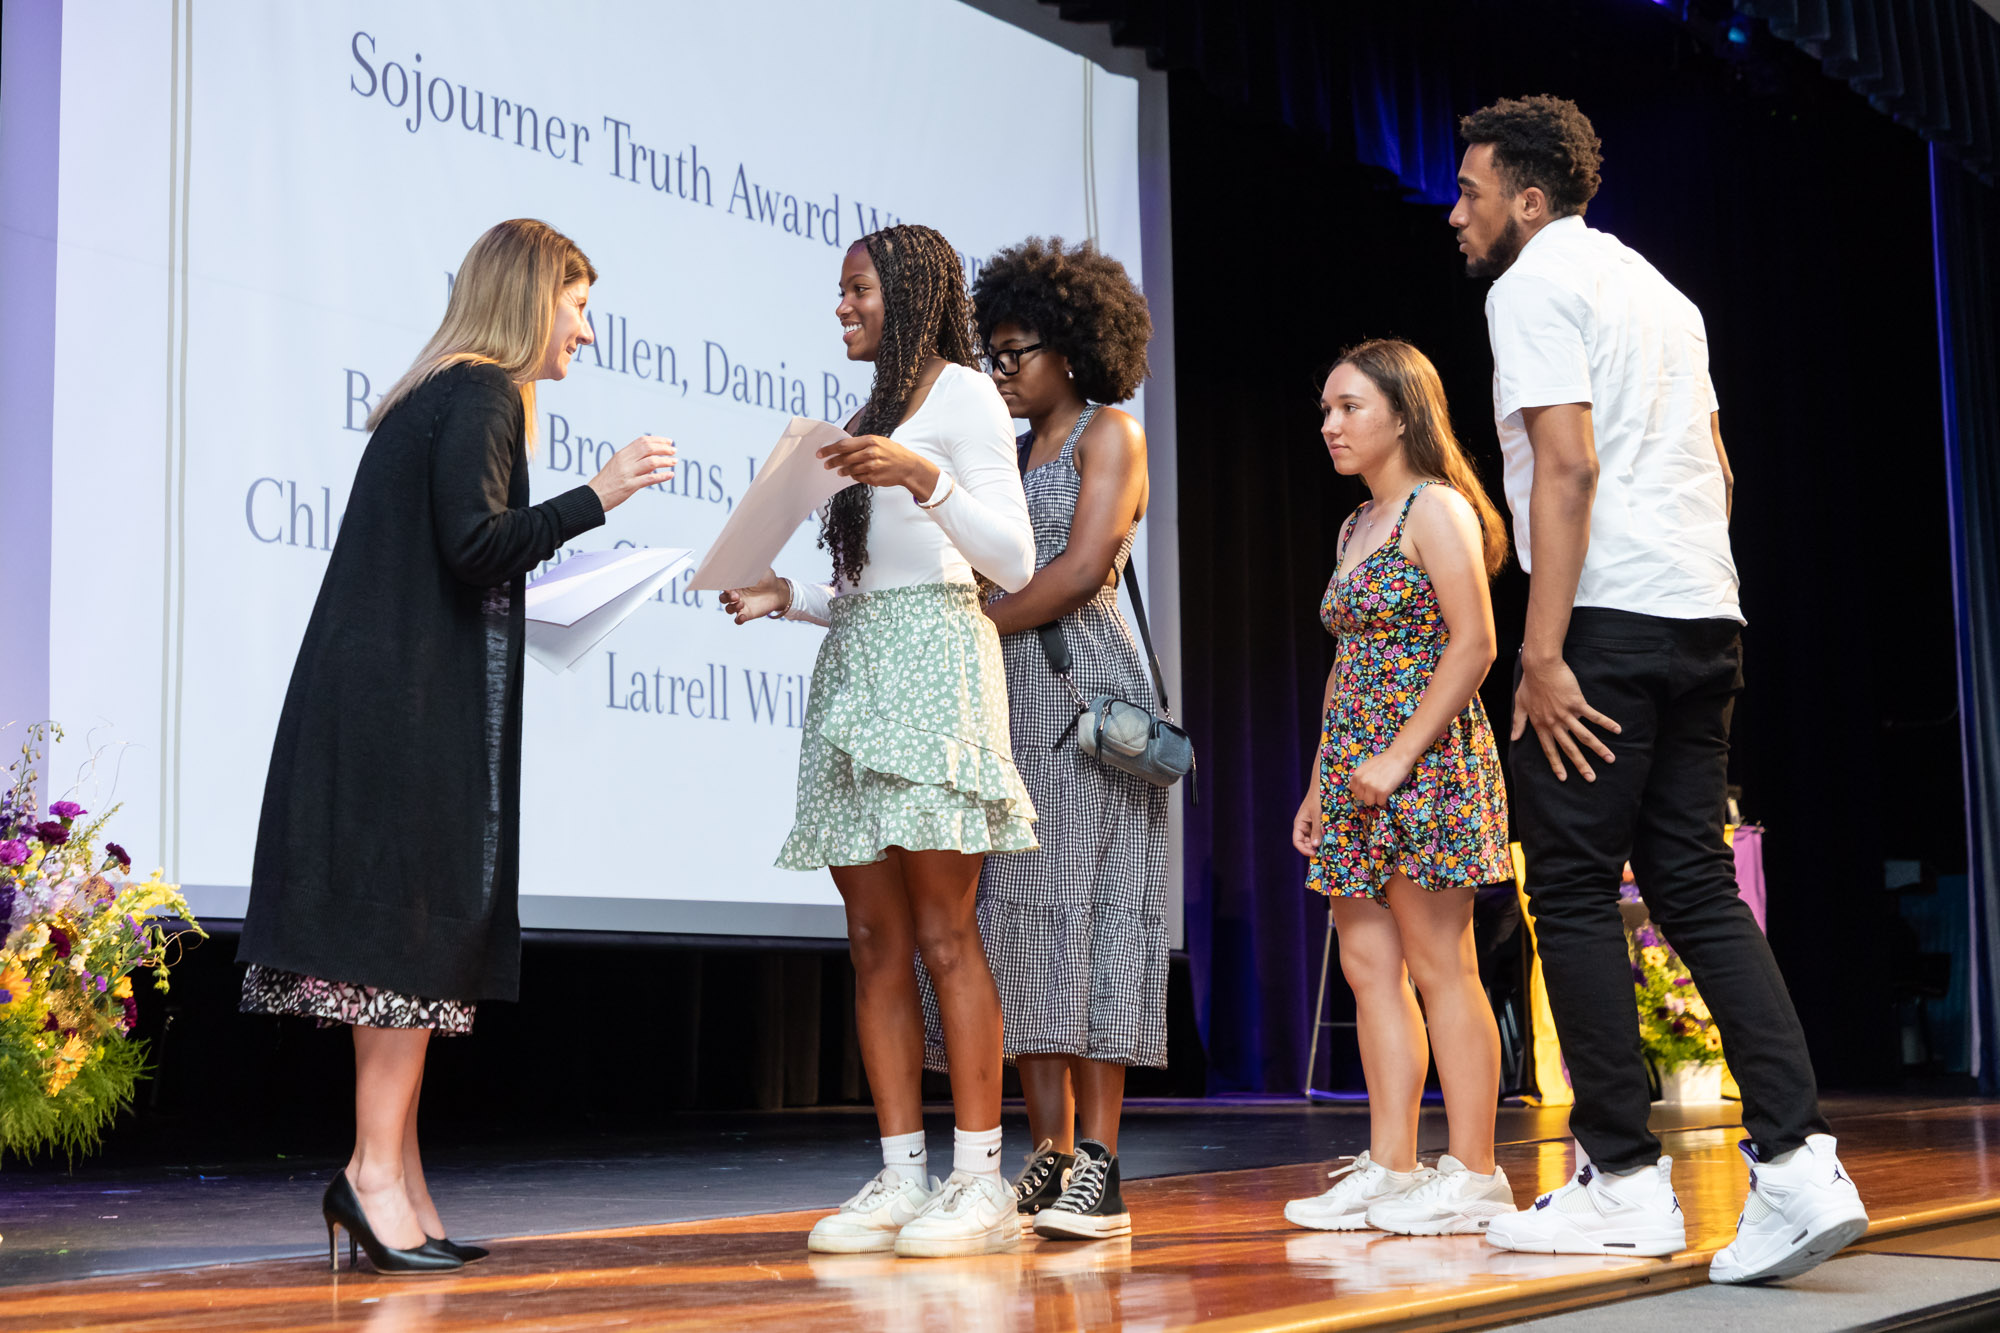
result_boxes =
[781,363,1035,625]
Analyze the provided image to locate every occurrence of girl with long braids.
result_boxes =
[721,225,1036,1258]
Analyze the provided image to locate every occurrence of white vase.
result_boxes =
[1656,1062,1725,1104]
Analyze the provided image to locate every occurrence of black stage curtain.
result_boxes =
[1741,0,1999,180]
[1931,151,2000,1092]
[1152,8,1959,1093]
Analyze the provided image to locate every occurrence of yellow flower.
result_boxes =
[46,1034,91,1096]
[112,975,133,1000]
[1641,946,1669,970]
[1688,1000,1711,1022]
[0,961,28,997]
[1703,1029,1724,1051]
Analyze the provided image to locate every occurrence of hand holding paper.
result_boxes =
[688,417,851,591]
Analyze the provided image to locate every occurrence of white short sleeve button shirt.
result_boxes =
[1485,215,1742,623]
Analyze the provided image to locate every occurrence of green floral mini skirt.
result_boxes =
[777,581,1038,870]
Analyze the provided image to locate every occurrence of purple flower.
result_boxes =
[1672,976,1695,988]
[33,821,68,847]
[94,974,109,993]
[121,995,139,1031]
[50,927,70,960]
[105,842,131,870]
[49,800,85,821]
[0,989,11,1004]
[0,838,27,866]
[1631,964,1646,984]
[1634,926,1661,948]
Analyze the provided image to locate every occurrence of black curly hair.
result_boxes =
[820,224,979,587]
[1458,95,1603,218]
[971,237,1152,406]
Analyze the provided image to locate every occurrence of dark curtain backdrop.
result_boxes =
[1931,149,2000,1092]
[1147,4,1962,1093]
[1741,0,1999,180]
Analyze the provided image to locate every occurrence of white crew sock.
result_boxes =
[881,1129,927,1187]
[954,1125,1005,1181]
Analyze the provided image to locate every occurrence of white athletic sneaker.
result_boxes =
[1367,1155,1516,1235]
[1283,1152,1436,1232]
[1709,1133,1870,1284]
[806,1169,938,1254]
[894,1170,1022,1258]
[1484,1148,1686,1257]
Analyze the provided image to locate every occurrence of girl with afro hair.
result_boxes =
[940,236,1165,1242]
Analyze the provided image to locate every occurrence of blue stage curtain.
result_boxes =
[1740,0,1998,180]
[1930,147,2000,1091]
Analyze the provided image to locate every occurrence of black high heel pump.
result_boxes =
[322,1175,464,1275]
[422,1236,490,1263]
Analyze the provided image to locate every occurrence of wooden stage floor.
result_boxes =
[4,1101,1994,1333]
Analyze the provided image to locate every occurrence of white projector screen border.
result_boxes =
[5,0,1181,950]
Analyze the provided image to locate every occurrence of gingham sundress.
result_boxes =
[922,406,1169,1071]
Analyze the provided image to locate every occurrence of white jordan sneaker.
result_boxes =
[1710,1134,1870,1284]
[806,1169,938,1254]
[894,1170,1022,1258]
[1283,1152,1436,1231]
[1367,1155,1516,1235]
[1485,1148,1686,1257]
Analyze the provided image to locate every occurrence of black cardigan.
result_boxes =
[237,361,604,1002]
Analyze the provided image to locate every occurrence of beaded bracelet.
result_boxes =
[766,576,794,620]
[916,473,956,510]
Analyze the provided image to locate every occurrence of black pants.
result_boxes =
[1511,607,1831,1172]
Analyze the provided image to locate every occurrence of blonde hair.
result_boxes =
[367,218,598,448]
[1335,338,1510,578]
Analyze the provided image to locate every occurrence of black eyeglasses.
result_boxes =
[982,342,1045,376]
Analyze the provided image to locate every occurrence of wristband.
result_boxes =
[767,577,794,620]
[916,472,956,510]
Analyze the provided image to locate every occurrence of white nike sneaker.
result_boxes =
[1367,1155,1516,1235]
[894,1170,1022,1258]
[806,1169,938,1254]
[1484,1148,1686,1257]
[1283,1152,1436,1231]
[1710,1133,1869,1284]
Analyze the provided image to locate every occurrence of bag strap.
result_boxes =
[1121,561,1171,717]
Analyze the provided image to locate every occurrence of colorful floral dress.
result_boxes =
[1306,482,1510,903]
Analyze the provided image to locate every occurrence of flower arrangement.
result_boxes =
[0,724,204,1162]
[1622,871,1723,1071]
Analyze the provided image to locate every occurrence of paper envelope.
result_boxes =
[524,546,694,673]
[687,417,851,590]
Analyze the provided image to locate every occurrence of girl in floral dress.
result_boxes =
[1284,339,1516,1236]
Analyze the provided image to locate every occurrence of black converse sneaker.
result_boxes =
[1011,1138,1075,1232]
[1033,1139,1131,1240]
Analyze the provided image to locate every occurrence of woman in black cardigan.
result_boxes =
[237,219,675,1274]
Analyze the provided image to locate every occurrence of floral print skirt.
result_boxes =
[239,964,476,1035]
[777,582,1038,870]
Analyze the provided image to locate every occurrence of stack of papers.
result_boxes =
[688,417,850,590]
[524,546,693,673]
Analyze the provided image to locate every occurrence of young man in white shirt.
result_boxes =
[1448,95,1867,1283]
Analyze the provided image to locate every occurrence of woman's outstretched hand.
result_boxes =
[720,568,788,625]
[588,435,677,512]
[818,435,942,499]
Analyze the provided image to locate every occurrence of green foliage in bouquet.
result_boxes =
[0,724,205,1163]
[1628,919,1725,1070]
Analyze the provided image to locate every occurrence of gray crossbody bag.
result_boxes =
[1036,570,1197,801]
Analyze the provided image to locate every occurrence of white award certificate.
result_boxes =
[687,417,850,591]
[524,546,694,674]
